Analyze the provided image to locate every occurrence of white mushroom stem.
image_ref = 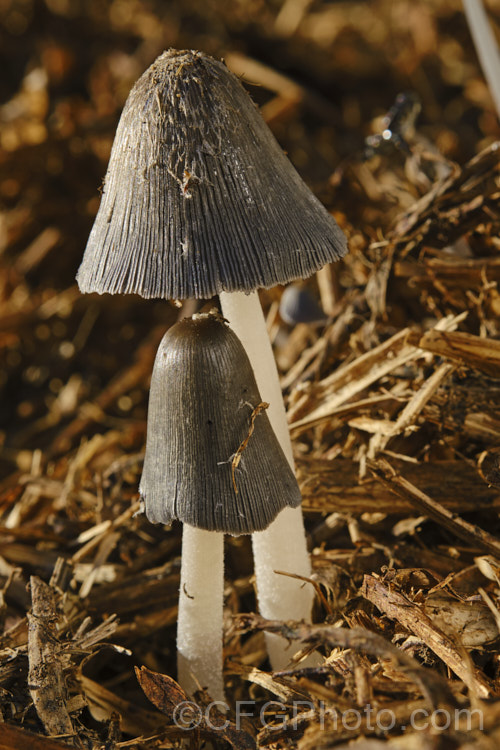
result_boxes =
[220,290,314,668]
[177,524,225,702]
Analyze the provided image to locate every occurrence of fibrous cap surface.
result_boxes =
[77,49,347,299]
[139,313,302,534]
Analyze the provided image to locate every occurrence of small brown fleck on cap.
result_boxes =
[139,313,302,534]
[77,49,347,300]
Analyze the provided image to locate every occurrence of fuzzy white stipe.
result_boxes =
[220,291,295,467]
[463,0,500,119]
[251,506,315,667]
[220,290,314,668]
[177,524,225,701]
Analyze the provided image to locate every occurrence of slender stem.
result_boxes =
[177,524,225,701]
[463,0,500,119]
[220,291,294,465]
[252,507,315,668]
[220,290,314,668]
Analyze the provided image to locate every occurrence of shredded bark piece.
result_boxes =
[27,577,75,741]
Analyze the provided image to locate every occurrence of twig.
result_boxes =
[369,458,500,558]
[296,455,500,514]
[361,574,493,699]
[235,613,457,709]
[463,0,500,118]
[232,401,269,493]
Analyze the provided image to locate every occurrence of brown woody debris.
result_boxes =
[2,2,500,748]
[27,577,75,741]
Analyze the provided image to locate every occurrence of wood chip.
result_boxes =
[27,577,75,740]
[361,574,493,699]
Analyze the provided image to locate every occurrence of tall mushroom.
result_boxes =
[140,311,301,700]
[77,49,347,668]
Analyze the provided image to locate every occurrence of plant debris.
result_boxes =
[2,1,500,748]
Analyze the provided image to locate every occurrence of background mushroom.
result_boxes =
[279,284,327,327]
[76,48,347,668]
[140,312,302,700]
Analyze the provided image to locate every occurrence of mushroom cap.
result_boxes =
[279,284,327,325]
[77,49,347,300]
[139,313,302,534]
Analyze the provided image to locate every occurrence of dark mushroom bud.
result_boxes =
[76,49,346,299]
[140,313,301,535]
[279,284,327,326]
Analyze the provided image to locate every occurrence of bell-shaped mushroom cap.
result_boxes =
[77,49,347,300]
[139,313,301,534]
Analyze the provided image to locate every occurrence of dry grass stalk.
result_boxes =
[2,3,500,747]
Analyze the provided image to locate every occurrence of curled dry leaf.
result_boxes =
[135,666,257,749]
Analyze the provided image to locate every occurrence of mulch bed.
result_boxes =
[1,1,500,747]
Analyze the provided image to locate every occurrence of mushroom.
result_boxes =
[77,49,347,669]
[140,311,301,700]
[279,284,327,326]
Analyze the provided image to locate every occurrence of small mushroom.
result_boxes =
[140,312,301,700]
[140,312,301,534]
[279,284,327,326]
[77,49,348,673]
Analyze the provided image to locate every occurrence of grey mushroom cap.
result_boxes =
[139,313,302,534]
[77,48,347,300]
